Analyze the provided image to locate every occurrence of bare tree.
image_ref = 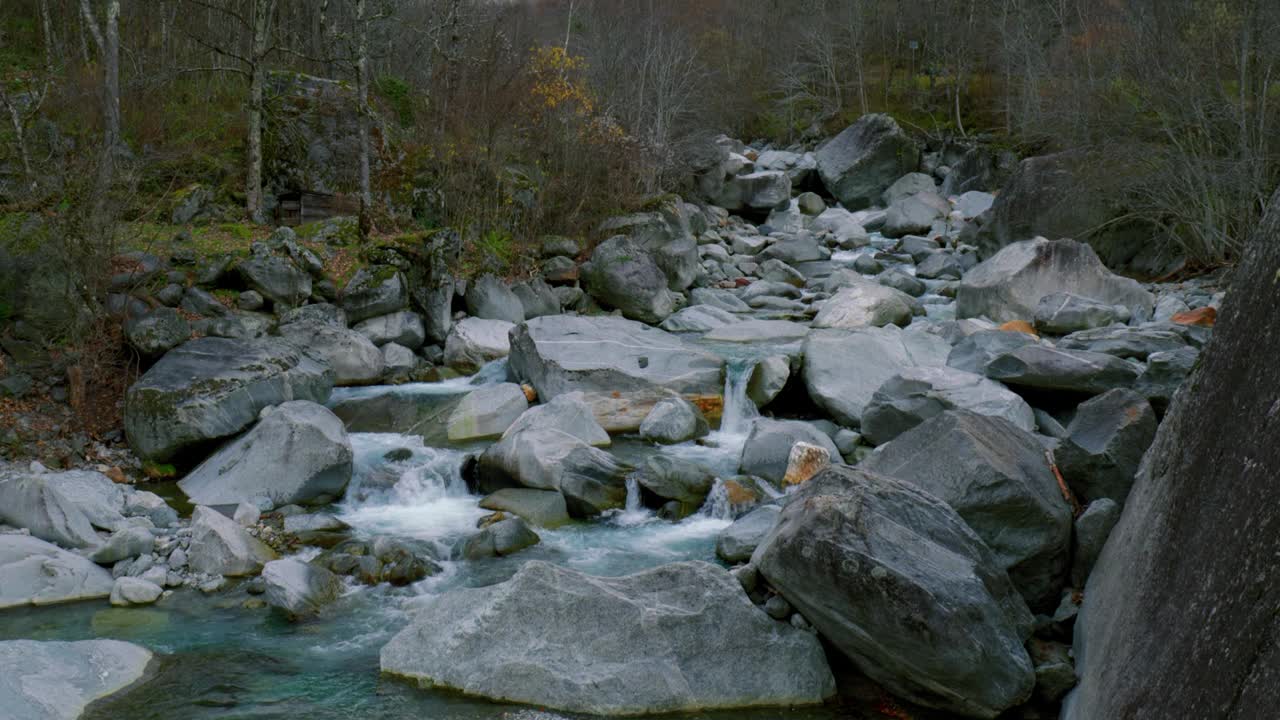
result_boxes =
[78,0,121,195]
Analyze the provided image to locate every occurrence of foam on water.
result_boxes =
[327,358,508,404]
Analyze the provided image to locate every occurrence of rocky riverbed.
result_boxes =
[0,115,1225,719]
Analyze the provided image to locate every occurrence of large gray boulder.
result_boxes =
[639,395,708,445]
[511,278,560,319]
[816,114,920,210]
[802,326,951,427]
[739,418,840,487]
[581,236,680,323]
[125,307,190,357]
[466,274,526,324]
[187,506,278,576]
[714,170,792,212]
[957,238,1154,323]
[1056,388,1157,506]
[598,198,698,291]
[630,455,716,519]
[754,466,1035,717]
[0,476,101,548]
[457,517,541,559]
[1062,186,1280,720]
[442,317,514,373]
[882,193,947,238]
[261,558,343,618]
[446,383,529,442]
[353,310,426,349]
[861,366,1036,446]
[811,280,914,330]
[237,249,311,308]
[278,319,385,386]
[947,328,1040,374]
[477,428,630,517]
[985,345,1140,396]
[882,172,938,206]
[341,266,410,324]
[478,488,570,528]
[509,315,724,400]
[659,304,741,333]
[862,411,1072,609]
[0,535,114,608]
[502,391,610,447]
[381,560,835,715]
[179,401,353,509]
[1033,292,1121,334]
[1056,324,1187,360]
[19,470,131,532]
[0,639,153,720]
[124,336,333,463]
[715,504,781,563]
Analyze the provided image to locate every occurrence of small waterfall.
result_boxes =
[719,358,760,436]
[697,478,735,521]
[624,475,643,514]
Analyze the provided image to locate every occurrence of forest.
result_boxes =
[1,2,1280,720]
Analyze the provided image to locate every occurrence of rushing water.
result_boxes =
[0,347,870,719]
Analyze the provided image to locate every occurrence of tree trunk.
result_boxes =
[246,0,273,225]
[356,0,372,212]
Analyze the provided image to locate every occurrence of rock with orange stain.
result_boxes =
[782,442,832,487]
[999,320,1039,337]
[722,478,760,506]
[1171,306,1215,327]
[520,384,537,403]
[105,467,128,484]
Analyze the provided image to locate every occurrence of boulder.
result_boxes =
[0,475,101,548]
[703,319,809,344]
[812,281,914,329]
[0,535,114,609]
[381,342,417,380]
[380,560,835,715]
[957,238,1154,323]
[124,336,333,463]
[353,310,427,349]
[947,328,1040,374]
[598,199,698,291]
[747,355,790,408]
[1033,292,1120,334]
[477,428,630,517]
[91,527,155,565]
[279,303,346,327]
[503,391,610,447]
[802,326,951,427]
[715,504,781,563]
[511,278,560,319]
[478,488,570,528]
[882,193,946,238]
[1056,388,1157,506]
[1134,345,1199,412]
[237,251,311,308]
[109,577,163,607]
[811,208,869,247]
[631,455,715,518]
[916,251,964,280]
[956,190,996,219]
[659,304,741,333]
[1062,187,1280,720]
[862,411,1072,609]
[314,538,440,587]
[715,170,792,212]
[442,317,514,373]
[882,172,938,206]
[755,466,1035,717]
[125,308,190,357]
[985,345,1140,396]
[639,396,709,445]
[861,366,1036,446]
[509,315,723,399]
[581,236,680,323]
[466,274,526,323]
[782,441,831,487]
[278,319,385,386]
[1070,498,1121,587]
[458,517,541,559]
[179,401,353,509]
[0,639,153,720]
[816,114,920,210]
[739,418,840,486]
[1056,324,1187,360]
[877,268,927,297]
[187,506,278,576]
[446,383,530,441]
[341,266,410,324]
[261,558,343,618]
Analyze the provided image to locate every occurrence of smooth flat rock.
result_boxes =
[446,383,530,442]
[861,366,1036,446]
[0,639,153,720]
[509,315,724,399]
[478,488,570,528]
[802,326,951,427]
[381,560,834,715]
[0,535,115,609]
[124,336,333,463]
[985,345,1140,396]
